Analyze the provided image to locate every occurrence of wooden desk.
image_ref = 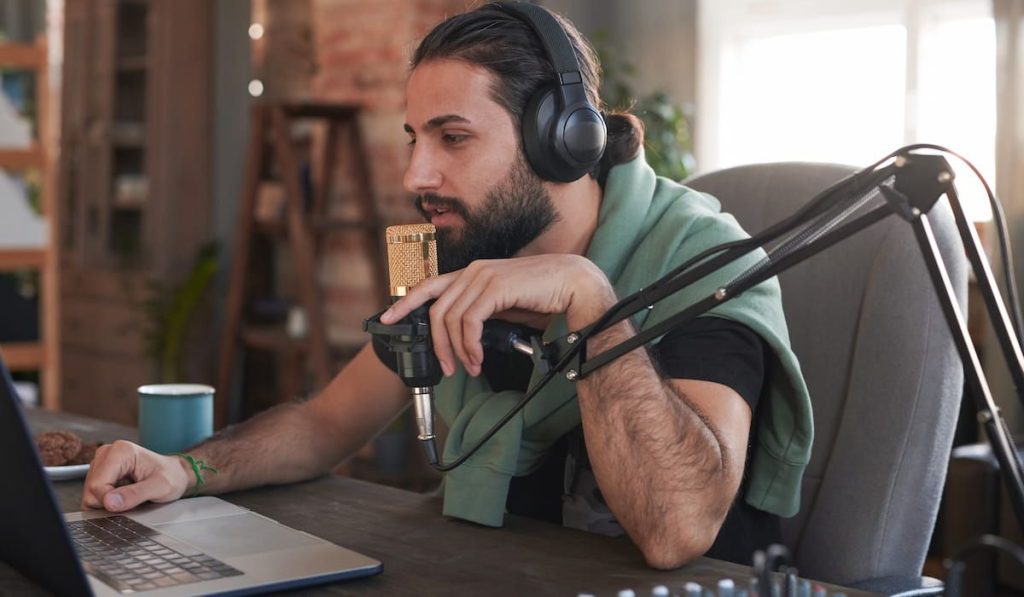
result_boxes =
[5,408,872,596]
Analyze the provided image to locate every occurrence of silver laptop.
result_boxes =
[0,356,382,596]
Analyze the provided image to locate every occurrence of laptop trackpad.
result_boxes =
[154,513,322,558]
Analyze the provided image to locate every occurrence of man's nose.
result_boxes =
[403,145,443,195]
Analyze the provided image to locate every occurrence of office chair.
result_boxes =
[686,162,966,593]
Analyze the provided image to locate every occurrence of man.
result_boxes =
[83,3,811,569]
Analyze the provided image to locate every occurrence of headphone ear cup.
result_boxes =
[520,85,565,182]
[521,85,607,183]
[561,106,607,169]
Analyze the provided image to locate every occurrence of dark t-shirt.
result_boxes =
[373,316,780,565]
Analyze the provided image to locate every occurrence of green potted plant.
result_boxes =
[595,31,696,181]
[142,243,220,383]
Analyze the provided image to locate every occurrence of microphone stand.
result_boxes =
[366,148,1024,536]
[544,150,1024,534]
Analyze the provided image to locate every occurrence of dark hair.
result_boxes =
[411,2,643,184]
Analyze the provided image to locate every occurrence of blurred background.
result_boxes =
[0,0,1021,592]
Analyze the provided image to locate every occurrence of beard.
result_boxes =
[415,156,559,274]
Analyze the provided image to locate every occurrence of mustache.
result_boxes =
[415,194,471,220]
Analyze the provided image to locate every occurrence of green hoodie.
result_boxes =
[434,151,813,527]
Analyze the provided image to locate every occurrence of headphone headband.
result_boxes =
[493,2,583,85]
[488,1,607,182]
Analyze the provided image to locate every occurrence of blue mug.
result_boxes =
[138,384,215,454]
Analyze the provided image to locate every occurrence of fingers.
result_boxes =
[434,266,492,376]
[461,287,502,367]
[81,440,186,512]
[445,276,499,373]
[82,440,135,510]
[102,473,179,512]
[379,273,454,324]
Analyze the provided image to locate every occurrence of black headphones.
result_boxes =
[492,2,607,183]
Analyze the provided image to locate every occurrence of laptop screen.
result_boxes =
[0,357,92,596]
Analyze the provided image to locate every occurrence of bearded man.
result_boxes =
[82,2,811,569]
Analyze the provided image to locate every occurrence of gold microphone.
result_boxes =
[386,224,438,297]
[383,224,442,464]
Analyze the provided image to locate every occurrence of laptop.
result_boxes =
[0,357,382,596]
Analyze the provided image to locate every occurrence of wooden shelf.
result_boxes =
[0,43,45,69]
[218,104,385,427]
[1,342,45,370]
[0,248,45,270]
[0,146,44,170]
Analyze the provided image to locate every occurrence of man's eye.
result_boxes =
[443,134,467,145]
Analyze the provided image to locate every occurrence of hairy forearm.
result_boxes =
[174,344,410,496]
[568,294,736,568]
[179,401,341,495]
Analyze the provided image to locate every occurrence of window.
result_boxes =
[697,0,996,220]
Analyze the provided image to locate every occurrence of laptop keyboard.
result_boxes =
[68,516,242,593]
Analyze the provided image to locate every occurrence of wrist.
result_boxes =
[173,454,198,495]
[173,453,220,497]
[566,260,617,331]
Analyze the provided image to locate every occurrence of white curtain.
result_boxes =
[988,0,1024,430]
[995,2,1023,213]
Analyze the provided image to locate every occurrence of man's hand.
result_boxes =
[81,440,193,512]
[379,254,615,377]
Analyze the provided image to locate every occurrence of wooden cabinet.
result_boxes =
[58,0,213,424]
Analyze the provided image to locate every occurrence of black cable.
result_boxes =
[427,351,564,471]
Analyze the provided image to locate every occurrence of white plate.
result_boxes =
[44,463,90,481]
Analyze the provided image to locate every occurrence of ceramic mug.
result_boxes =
[137,384,215,454]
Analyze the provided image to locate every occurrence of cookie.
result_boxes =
[67,442,100,466]
[35,430,83,467]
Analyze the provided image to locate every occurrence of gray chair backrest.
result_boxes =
[686,162,966,584]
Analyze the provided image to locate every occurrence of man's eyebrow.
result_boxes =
[404,114,471,134]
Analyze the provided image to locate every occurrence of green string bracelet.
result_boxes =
[175,453,218,497]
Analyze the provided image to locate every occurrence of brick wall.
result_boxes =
[309,0,474,345]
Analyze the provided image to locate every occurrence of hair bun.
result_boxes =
[597,112,645,184]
